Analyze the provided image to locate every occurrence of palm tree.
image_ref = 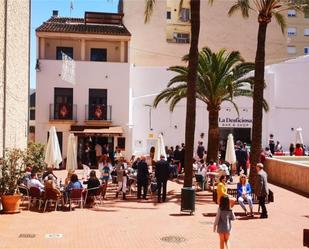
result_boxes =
[145,0,201,187]
[154,47,267,163]
[228,0,307,187]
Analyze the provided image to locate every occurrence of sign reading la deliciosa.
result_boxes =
[219,117,252,128]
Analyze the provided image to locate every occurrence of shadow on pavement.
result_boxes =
[169,213,193,217]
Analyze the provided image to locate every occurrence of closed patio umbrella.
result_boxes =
[45,126,62,169]
[154,133,167,161]
[225,134,236,165]
[295,127,304,145]
[66,133,77,171]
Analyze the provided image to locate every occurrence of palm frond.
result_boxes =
[228,0,251,18]
[273,11,286,33]
[144,0,156,23]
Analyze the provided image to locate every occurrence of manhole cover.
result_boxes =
[18,234,36,238]
[200,221,214,225]
[161,235,186,243]
[45,233,63,239]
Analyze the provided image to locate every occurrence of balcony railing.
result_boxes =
[85,104,112,121]
[49,103,77,121]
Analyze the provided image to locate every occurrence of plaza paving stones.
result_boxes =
[0,170,308,249]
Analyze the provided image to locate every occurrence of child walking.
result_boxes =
[213,195,236,249]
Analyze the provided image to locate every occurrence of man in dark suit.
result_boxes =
[256,163,269,218]
[137,156,149,200]
[173,145,182,173]
[236,143,248,176]
[180,143,185,173]
[155,155,170,203]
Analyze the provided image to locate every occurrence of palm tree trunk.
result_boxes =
[206,108,219,163]
[183,0,200,187]
[249,21,268,189]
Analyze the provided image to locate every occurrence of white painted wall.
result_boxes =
[36,60,131,157]
[264,56,309,150]
[130,66,260,155]
[131,58,309,154]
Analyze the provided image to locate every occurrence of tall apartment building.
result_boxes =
[123,0,288,66]
[0,0,30,156]
[286,9,309,57]
[35,11,131,167]
[166,0,191,43]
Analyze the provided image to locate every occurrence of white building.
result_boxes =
[35,11,131,167]
[130,56,309,154]
[0,0,30,156]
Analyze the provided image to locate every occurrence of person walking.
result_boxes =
[213,195,236,249]
[255,163,269,219]
[155,155,170,203]
[137,156,149,200]
[115,159,127,200]
[197,141,205,160]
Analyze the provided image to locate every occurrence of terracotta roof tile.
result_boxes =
[36,16,131,36]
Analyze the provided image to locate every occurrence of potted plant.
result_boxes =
[23,142,47,173]
[0,148,26,213]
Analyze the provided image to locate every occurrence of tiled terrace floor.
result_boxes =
[0,170,308,249]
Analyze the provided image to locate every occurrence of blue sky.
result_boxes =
[30,0,119,89]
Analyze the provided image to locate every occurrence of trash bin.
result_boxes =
[181,187,195,215]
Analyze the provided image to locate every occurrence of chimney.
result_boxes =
[52,10,59,17]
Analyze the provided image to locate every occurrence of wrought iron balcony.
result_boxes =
[85,104,112,121]
[49,103,77,121]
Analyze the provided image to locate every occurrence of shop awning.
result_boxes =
[73,126,123,136]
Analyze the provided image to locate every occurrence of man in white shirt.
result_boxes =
[27,173,44,192]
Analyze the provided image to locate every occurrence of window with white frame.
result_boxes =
[287,9,297,17]
[173,32,190,43]
[287,46,297,54]
[287,27,297,36]
[304,28,309,36]
[304,47,309,54]
[179,8,190,22]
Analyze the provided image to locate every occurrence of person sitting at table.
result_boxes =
[197,161,207,178]
[28,172,45,192]
[207,160,218,186]
[294,143,303,156]
[66,174,83,192]
[237,174,253,216]
[217,175,236,207]
[42,166,57,182]
[44,174,61,198]
[83,170,101,204]
[64,169,75,187]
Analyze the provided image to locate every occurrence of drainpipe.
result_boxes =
[2,0,8,156]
